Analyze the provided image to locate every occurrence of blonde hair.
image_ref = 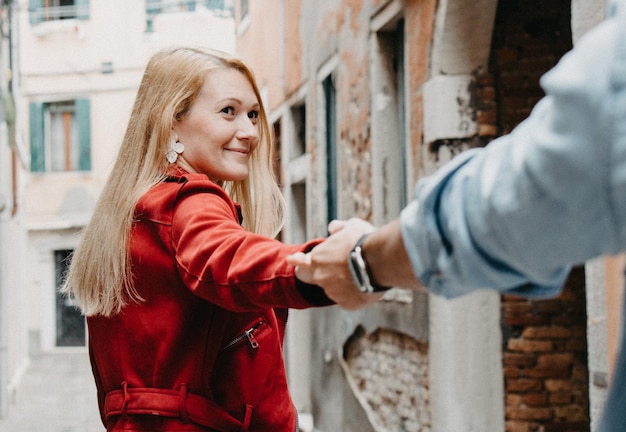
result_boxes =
[62,47,285,317]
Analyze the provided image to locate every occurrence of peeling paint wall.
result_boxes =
[237,1,608,431]
[236,1,440,430]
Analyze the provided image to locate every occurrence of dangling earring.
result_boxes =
[166,136,185,163]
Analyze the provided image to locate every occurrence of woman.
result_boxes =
[62,47,332,432]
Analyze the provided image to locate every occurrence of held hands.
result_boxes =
[286,218,385,310]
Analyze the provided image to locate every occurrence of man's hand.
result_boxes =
[287,218,383,310]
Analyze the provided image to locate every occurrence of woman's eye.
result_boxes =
[248,111,259,121]
[221,106,235,115]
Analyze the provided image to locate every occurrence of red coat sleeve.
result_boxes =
[170,178,331,312]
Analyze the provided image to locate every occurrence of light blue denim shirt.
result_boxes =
[400,2,626,430]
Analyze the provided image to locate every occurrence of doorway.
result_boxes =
[54,249,85,347]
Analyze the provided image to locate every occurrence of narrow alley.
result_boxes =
[0,352,103,432]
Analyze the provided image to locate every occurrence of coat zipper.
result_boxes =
[221,320,263,352]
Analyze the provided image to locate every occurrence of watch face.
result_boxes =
[348,248,374,294]
[348,250,364,289]
[347,234,390,294]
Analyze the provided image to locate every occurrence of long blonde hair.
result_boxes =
[62,47,285,317]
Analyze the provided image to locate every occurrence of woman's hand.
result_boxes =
[287,218,383,310]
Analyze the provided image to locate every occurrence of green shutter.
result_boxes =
[146,0,160,15]
[324,77,338,223]
[29,0,42,25]
[76,98,91,171]
[29,101,45,172]
[75,0,89,20]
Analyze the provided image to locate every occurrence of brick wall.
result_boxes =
[489,1,590,431]
[490,0,573,133]
[502,268,589,431]
[342,326,430,432]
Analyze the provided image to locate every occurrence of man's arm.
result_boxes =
[287,218,424,310]
[360,219,423,290]
[290,7,625,309]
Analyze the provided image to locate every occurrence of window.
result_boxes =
[323,75,338,223]
[29,0,89,24]
[145,0,229,32]
[290,103,306,159]
[272,119,284,242]
[272,119,283,189]
[290,182,307,244]
[146,0,227,15]
[55,249,85,347]
[147,0,194,14]
[283,97,309,243]
[370,17,407,224]
[29,99,91,173]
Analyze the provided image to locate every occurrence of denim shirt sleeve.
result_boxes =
[401,8,626,299]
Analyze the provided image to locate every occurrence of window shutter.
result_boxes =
[75,0,90,20]
[146,0,160,15]
[29,101,45,172]
[28,0,42,25]
[324,77,338,223]
[76,98,91,171]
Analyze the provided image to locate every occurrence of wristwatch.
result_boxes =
[348,233,391,294]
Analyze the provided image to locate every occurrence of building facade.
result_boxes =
[19,0,235,351]
[236,0,621,431]
[2,0,622,431]
[1,0,235,421]
[0,0,27,419]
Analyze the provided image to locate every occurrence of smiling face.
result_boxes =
[172,68,261,183]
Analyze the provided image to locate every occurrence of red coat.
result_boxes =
[87,171,332,431]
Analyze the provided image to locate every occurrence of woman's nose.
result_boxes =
[237,116,259,141]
